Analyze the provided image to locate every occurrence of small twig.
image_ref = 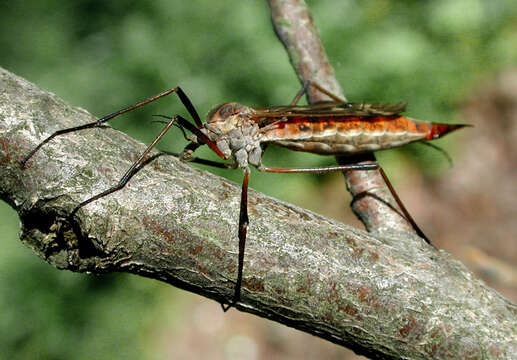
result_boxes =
[268,0,417,236]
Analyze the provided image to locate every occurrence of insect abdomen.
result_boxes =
[261,116,467,155]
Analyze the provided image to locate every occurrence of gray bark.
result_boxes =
[1,66,516,359]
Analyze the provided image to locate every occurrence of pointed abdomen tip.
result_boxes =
[428,123,472,140]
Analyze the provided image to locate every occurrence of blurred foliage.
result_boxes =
[1,0,516,358]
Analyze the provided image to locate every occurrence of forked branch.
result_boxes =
[1,65,516,358]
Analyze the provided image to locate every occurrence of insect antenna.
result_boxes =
[152,114,192,142]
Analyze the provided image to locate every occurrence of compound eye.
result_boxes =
[207,103,245,123]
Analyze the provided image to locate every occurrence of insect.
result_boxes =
[22,81,469,311]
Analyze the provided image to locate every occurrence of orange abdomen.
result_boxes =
[260,116,468,155]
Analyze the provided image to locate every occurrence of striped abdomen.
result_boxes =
[260,116,467,155]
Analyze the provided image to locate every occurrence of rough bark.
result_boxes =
[1,66,517,359]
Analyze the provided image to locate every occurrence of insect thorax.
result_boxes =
[204,103,263,168]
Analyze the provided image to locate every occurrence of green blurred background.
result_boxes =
[1,1,516,359]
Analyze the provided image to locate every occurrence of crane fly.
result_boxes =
[21,81,469,311]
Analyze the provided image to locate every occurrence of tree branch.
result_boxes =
[268,0,417,236]
[1,66,516,358]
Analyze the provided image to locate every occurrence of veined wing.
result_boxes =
[251,101,408,123]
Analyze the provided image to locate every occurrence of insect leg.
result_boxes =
[289,81,310,105]
[375,167,431,244]
[258,163,379,173]
[69,111,230,218]
[153,114,227,160]
[22,86,202,167]
[306,81,347,103]
[259,163,431,244]
[221,167,250,312]
[69,116,179,219]
[289,80,347,106]
[159,148,237,170]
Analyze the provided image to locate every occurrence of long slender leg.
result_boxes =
[259,163,431,244]
[153,114,227,160]
[289,80,346,105]
[69,116,178,219]
[258,163,379,173]
[289,80,347,106]
[375,167,431,244]
[220,161,428,311]
[160,149,237,170]
[22,86,201,167]
[221,167,250,312]
[289,81,310,105]
[161,142,242,311]
[307,81,347,103]
[287,82,430,243]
